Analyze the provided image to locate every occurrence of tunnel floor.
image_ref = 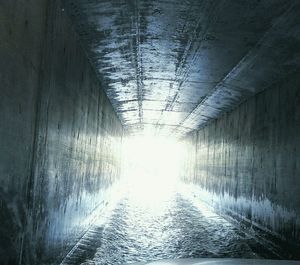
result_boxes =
[61,184,287,265]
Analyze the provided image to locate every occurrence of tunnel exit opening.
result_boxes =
[120,135,185,203]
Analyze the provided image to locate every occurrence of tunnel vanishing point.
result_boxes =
[1,0,300,264]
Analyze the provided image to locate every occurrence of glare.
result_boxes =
[121,135,184,203]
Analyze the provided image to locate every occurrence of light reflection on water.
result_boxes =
[80,183,262,265]
[67,136,287,265]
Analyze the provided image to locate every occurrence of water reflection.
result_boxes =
[78,182,273,265]
[71,136,281,264]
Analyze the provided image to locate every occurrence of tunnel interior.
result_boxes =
[1,0,300,264]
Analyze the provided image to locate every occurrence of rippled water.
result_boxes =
[72,183,279,265]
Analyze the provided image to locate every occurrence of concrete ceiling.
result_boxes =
[64,0,300,137]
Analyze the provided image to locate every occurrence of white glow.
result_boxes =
[121,135,184,203]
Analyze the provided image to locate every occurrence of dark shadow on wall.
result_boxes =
[0,0,123,264]
[0,190,19,265]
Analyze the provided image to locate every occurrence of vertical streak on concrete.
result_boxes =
[182,72,300,248]
[0,1,124,264]
[134,0,144,126]
[24,2,53,264]
[0,1,49,264]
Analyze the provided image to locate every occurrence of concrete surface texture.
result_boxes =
[0,1,123,264]
[181,72,300,250]
[126,258,300,265]
[61,184,297,265]
[63,0,300,137]
[1,0,300,264]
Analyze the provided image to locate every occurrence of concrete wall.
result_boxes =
[0,1,123,264]
[182,72,300,249]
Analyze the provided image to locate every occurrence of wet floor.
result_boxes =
[61,184,285,265]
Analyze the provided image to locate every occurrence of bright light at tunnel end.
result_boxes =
[120,135,185,202]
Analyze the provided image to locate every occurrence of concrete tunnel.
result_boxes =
[1,0,300,264]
